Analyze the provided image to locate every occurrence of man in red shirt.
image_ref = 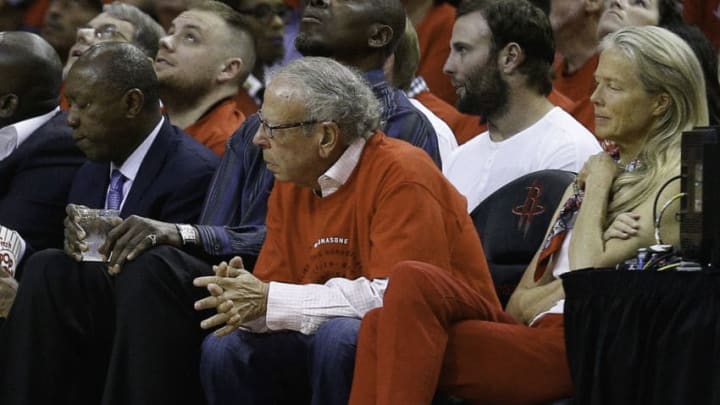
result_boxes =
[156,1,255,155]
[195,56,503,405]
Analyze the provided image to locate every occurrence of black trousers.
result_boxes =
[0,246,215,405]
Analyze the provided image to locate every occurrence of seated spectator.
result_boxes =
[157,0,256,155]
[385,16,458,164]
[0,31,85,316]
[394,7,574,146]
[402,0,458,105]
[597,0,682,40]
[195,56,503,405]
[60,1,165,109]
[349,25,709,404]
[442,0,600,213]
[0,42,219,405]
[0,32,85,278]
[40,0,103,64]
[63,1,165,78]
[232,0,289,115]
[595,3,720,127]
[550,0,604,132]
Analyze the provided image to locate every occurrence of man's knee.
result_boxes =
[314,317,361,358]
[201,332,245,375]
[385,260,444,305]
[20,248,72,283]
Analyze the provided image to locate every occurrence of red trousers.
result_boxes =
[349,261,572,405]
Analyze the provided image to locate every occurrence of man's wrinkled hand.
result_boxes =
[193,256,269,336]
[102,216,182,275]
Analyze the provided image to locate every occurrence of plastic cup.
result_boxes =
[76,208,121,262]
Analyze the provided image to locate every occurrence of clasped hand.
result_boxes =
[194,256,269,337]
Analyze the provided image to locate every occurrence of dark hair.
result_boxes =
[0,31,62,116]
[75,42,160,107]
[457,0,554,95]
[658,0,683,27]
[666,23,720,126]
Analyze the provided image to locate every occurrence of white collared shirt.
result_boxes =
[105,117,164,211]
[317,136,366,197]
[0,108,59,161]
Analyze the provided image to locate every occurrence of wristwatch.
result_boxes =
[176,224,199,246]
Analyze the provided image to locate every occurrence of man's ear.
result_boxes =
[368,23,393,50]
[499,42,525,74]
[123,88,145,117]
[318,121,341,159]
[651,93,672,117]
[0,93,19,119]
[217,58,244,83]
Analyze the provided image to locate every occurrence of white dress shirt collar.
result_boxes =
[0,108,59,161]
[317,136,367,198]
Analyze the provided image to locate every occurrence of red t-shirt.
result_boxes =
[553,53,599,133]
[184,96,246,156]
[235,88,260,118]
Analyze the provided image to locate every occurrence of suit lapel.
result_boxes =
[120,120,174,216]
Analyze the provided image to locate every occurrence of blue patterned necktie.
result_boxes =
[106,169,127,211]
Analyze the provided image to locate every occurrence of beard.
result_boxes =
[158,71,215,111]
[456,62,510,119]
[295,32,336,57]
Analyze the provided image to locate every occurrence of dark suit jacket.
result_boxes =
[0,111,85,253]
[68,118,219,225]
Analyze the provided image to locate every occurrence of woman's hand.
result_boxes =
[576,152,621,191]
[603,212,641,241]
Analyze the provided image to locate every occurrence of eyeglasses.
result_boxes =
[78,24,130,42]
[236,3,292,23]
[257,111,318,139]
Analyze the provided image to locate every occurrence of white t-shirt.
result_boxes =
[409,98,458,167]
[443,107,602,213]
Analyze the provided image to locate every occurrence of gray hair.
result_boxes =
[104,1,165,58]
[268,57,381,140]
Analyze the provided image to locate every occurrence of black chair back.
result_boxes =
[470,169,576,307]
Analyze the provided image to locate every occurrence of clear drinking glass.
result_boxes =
[76,208,121,262]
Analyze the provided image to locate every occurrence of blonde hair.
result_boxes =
[601,26,709,223]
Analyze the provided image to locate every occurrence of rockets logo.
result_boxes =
[511,180,546,237]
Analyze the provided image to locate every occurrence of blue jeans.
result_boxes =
[200,317,361,405]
